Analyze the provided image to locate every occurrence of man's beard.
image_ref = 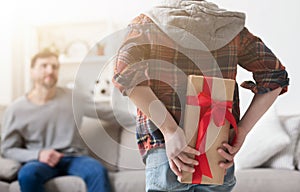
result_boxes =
[42,76,57,89]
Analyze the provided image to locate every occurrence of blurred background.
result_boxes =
[0,0,299,116]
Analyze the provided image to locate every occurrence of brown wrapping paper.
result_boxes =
[178,75,235,185]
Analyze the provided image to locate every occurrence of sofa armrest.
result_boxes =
[0,157,21,181]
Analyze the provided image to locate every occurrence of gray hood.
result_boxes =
[144,0,245,51]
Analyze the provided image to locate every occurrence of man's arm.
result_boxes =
[127,86,200,177]
[1,139,41,163]
[1,108,63,166]
[1,108,40,163]
[218,87,282,168]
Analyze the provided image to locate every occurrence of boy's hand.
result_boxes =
[164,127,200,177]
[218,127,248,169]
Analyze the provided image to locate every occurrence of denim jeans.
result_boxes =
[18,155,111,192]
[145,148,236,192]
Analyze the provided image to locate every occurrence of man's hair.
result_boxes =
[31,51,59,68]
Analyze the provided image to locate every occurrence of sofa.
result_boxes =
[232,104,300,192]
[1,101,300,192]
[0,101,146,192]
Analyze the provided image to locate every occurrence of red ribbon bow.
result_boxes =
[186,77,238,183]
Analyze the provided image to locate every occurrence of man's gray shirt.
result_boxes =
[1,88,88,163]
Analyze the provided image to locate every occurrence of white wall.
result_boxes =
[0,33,13,105]
[1,0,299,115]
[0,3,14,105]
[0,0,156,106]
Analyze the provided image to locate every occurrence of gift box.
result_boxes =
[178,75,237,185]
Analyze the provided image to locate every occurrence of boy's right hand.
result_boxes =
[164,127,200,178]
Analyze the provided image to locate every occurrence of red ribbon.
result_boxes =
[186,77,238,184]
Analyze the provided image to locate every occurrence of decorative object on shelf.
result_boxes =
[36,21,114,62]
[92,78,112,102]
[66,82,75,90]
[97,43,105,56]
[64,40,89,59]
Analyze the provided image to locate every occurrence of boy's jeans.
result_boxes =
[146,148,236,192]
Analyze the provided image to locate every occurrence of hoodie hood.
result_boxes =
[144,0,245,51]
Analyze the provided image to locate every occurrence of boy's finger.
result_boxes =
[183,146,200,156]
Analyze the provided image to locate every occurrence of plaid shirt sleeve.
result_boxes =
[112,15,152,96]
[237,28,289,95]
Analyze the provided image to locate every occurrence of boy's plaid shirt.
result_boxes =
[113,14,289,159]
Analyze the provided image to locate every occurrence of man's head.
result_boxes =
[30,51,60,89]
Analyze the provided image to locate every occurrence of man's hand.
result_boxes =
[164,127,200,178]
[38,149,64,167]
[218,127,248,169]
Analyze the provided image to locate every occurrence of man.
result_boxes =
[112,0,289,191]
[1,51,111,192]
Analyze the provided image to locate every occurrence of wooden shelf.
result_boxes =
[59,55,109,65]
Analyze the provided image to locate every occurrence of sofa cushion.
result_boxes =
[296,131,300,170]
[9,176,86,192]
[233,169,300,192]
[110,90,145,170]
[109,170,145,192]
[235,106,291,169]
[110,87,137,129]
[45,176,87,192]
[0,158,21,181]
[0,181,9,192]
[117,124,145,170]
[80,116,121,172]
[290,116,300,170]
[264,115,300,170]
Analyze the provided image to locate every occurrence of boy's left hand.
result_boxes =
[217,127,248,169]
